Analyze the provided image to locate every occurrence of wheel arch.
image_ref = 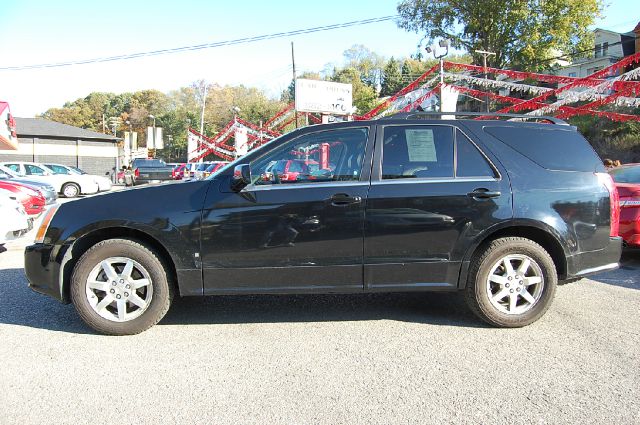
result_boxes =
[60,227,178,303]
[458,223,568,289]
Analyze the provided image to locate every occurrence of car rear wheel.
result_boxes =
[70,239,173,335]
[61,182,80,198]
[465,237,557,327]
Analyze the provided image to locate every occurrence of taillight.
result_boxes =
[134,168,140,178]
[596,173,620,237]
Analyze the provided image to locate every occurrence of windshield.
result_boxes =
[609,165,640,184]
[0,165,18,177]
[69,166,86,175]
[134,159,167,167]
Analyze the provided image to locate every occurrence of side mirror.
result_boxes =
[231,164,251,192]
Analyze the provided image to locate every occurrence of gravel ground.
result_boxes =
[0,213,638,424]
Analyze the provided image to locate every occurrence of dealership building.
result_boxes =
[0,117,120,177]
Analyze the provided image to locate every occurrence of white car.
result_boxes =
[0,189,31,244]
[43,163,112,192]
[1,162,99,198]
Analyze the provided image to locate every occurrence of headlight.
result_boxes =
[34,204,60,243]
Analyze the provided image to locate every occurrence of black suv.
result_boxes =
[25,113,622,335]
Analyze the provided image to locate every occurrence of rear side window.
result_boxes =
[484,126,603,172]
[456,130,496,178]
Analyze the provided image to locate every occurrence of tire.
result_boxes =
[61,182,80,198]
[70,239,173,335]
[465,237,557,328]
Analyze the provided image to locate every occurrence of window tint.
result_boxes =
[45,164,70,174]
[382,125,453,179]
[25,164,46,175]
[456,130,496,178]
[250,127,368,185]
[484,125,604,172]
[4,164,19,173]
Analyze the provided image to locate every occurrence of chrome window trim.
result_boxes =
[244,181,371,192]
[371,177,498,186]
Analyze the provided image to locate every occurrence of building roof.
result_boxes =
[634,21,640,32]
[15,117,119,141]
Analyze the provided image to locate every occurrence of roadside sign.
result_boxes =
[295,79,353,115]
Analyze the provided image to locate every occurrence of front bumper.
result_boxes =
[567,236,623,278]
[24,243,68,303]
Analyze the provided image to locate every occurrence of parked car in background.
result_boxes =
[172,163,186,180]
[44,163,112,192]
[0,190,31,245]
[193,162,214,180]
[609,163,640,247]
[0,161,99,198]
[24,112,622,335]
[203,161,229,179]
[182,162,199,180]
[0,165,57,204]
[131,158,174,183]
[0,180,46,215]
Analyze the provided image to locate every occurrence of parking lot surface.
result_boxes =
[0,201,638,424]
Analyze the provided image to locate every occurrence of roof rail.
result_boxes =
[381,112,570,125]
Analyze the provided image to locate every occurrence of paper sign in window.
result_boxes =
[405,129,437,162]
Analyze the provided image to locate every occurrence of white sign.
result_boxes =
[406,129,437,162]
[295,79,353,115]
[146,127,163,149]
[235,127,248,157]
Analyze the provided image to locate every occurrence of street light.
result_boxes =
[426,39,450,111]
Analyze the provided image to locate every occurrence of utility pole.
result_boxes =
[198,82,208,163]
[475,50,496,112]
[291,41,298,129]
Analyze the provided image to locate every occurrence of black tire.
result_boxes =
[61,182,80,198]
[465,237,557,328]
[70,238,173,335]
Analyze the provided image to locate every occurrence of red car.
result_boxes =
[172,163,186,180]
[262,159,320,182]
[0,180,46,216]
[609,163,640,247]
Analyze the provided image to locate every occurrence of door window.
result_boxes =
[24,164,46,175]
[250,127,368,185]
[4,164,20,173]
[45,164,70,175]
[382,125,454,179]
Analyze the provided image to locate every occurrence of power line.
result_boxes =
[0,16,397,71]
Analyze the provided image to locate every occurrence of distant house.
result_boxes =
[0,117,120,177]
[557,23,639,78]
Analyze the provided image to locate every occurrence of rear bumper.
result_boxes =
[567,237,623,278]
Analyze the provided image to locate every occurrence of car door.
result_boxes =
[364,123,512,290]
[200,125,374,294]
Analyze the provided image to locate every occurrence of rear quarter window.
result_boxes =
[484,125,604,172]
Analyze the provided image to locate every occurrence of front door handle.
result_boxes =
[467,188,501,199]
[330,193,362,206]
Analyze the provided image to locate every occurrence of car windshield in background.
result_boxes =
[609,165,640,183]
[69,166,86,175]
[134,159,167,167]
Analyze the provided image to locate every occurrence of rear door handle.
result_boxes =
[329,193,362,206]
[467,188,501,199]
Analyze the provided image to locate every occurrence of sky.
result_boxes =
[1,0,638,117]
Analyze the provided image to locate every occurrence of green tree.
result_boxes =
[331,67,378,114]
[381,57,404,97]
[397,0,602,71]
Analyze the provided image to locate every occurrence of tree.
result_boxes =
[396,0,603,71]
[342,44,385,88]
[381,57,404,97]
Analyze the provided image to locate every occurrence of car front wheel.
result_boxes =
[61,182,80,198]
[465,237,557,328]
[70,239,173,335]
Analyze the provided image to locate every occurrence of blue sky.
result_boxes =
[0,0,637,117]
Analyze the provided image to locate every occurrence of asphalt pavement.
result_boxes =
[0,205,638,424]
